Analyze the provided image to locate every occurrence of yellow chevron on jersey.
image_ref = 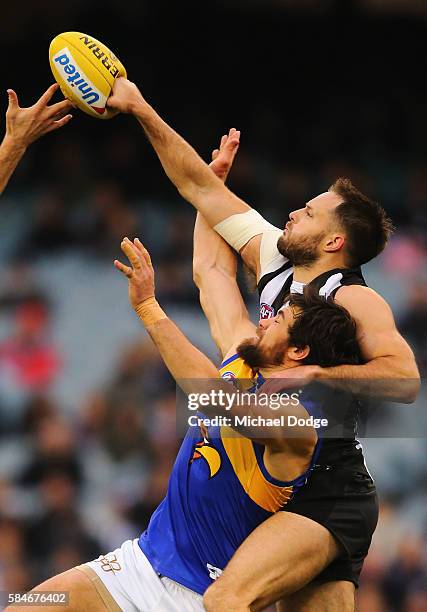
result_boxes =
[221,431,293,511]
[219,353,294,512]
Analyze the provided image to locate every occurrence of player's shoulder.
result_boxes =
[335,284,392,314]
[219,354,261,391]
[220,353,252,379]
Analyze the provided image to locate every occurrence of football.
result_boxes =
[49,31,127,119]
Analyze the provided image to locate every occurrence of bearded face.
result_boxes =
[237,334,288,370]
[277,229,326,267]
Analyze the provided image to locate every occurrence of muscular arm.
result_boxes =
[123,94,250,224]
[319,285,420,403]
[108,79,275,275]
[193,130,256,358]
[115,238,316,454]
[193,214,256,359]
[0,85,72,195]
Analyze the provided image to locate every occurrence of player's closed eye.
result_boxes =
[275,310,285,324]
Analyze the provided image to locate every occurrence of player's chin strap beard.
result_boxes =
[135,297,167,326]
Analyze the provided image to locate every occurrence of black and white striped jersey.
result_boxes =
[258,260,367,319]
[257,255,368,456]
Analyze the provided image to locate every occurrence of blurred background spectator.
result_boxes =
[1,1,427,610]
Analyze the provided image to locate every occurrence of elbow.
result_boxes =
[193,257,235,287]
[400,377,421,404]
[298,432,318,462]
[192,263,202,288]
[398,369,421,404]
[192,256,212,287]
[401,361,421,404]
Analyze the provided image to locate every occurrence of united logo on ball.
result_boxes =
[49,32,127,119]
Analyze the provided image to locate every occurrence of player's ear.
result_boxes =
[287,345,310,362]
[324,233,345,253]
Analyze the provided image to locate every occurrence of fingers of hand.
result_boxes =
[227,128,240,148]
[46,98,73,118]
[134,238,152,266]
[121,238,143,270]
[36,83,59,108]
[219,128,240,154]
[6,89,19,111]
[50,114,73,130]
[114,259,133,278]
[211,149,220,161]
[106,95,116,109]
[220,134,228,149]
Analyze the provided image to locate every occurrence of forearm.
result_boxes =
[138,299,220,382]
[131,100,250,225]
[318,356,420,403]
[0,136,26,195]
[133,299,311,448]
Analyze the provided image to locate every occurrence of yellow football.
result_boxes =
[49,32,127,120]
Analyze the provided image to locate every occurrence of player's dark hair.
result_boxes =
[288,286,361,367]
[329,178,394,267]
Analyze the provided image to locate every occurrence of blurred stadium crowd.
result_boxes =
[1,1,427,611]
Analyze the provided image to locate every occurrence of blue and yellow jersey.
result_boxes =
[138,354,314,595]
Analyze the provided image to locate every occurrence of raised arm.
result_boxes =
[0,85,72,195]
[114,237,315,451]
[194,129,256,358]
[107,78,279,277]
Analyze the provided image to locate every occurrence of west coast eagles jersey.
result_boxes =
[138,354,317,594]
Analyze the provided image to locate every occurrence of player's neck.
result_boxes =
[292,256,348,284]
[259,362,300,377]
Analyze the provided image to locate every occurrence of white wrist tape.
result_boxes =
[214,209,279,252]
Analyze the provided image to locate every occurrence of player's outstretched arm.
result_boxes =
[194,129,257,358]
[108,78,277,278]
[114,238,316,449]
[0,84,72,195]
[115,237,220,380]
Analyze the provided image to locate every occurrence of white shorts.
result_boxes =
[78,538,204,612]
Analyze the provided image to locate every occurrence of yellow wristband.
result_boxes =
[135,297,167,326]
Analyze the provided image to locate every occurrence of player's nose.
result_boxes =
[259,317,273,330]
[289,207,303,223]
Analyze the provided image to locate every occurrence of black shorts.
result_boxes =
[281,442,379,588]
